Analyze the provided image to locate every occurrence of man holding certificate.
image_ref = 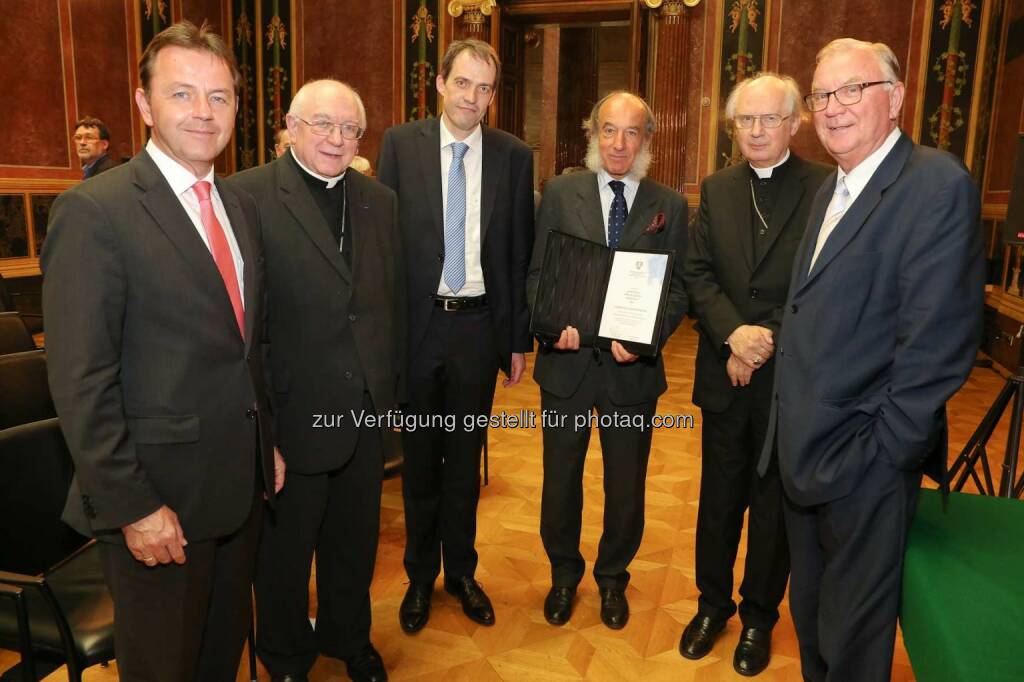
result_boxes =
[527,91,688,630]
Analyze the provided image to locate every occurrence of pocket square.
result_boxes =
[644,212,666,234]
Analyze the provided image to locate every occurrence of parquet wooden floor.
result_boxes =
[2,325,1012,681]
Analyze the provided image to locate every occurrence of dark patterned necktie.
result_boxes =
[607,180,627,249]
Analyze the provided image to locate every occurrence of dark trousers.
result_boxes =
[539,357,656,590]
[695,392,789,629]
[784,456,921,682]
[402,306,497,584]
[98,493,262,682]
[254,411,383,675]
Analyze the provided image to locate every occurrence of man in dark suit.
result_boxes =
[757,39,984,681]
[527,92,688,630]
[42,21,282,681]
[74,116,118,179]
[681,73,830,675]
[377,39,534,633]
[230,79,403,682]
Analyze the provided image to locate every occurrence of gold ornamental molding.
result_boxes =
[643,0,702,12]
[448,0,497,18]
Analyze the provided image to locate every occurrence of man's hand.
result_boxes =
[273,447,286,494]
[610,341,639,364]
[503,353,525,387]
[122,505,187,566]
[727,353,754,387]
[553,326,581,351]
[727,325,774,369]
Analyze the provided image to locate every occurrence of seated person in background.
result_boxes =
[274,128,292,159]
[74,116,117,179]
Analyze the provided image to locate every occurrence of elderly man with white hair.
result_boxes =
[757,39,983,681]
[230,79,404,682]
[682,72,830,676]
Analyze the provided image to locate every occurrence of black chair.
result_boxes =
[0,350,55,430]
[0,275,43,337]
[0,418,115,681]
[0,312,34,356]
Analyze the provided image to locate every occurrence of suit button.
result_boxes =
[246,409,256,419]
[348,313,357,322]
[790,304,799,313]
[750,288,759,299]
[345,370,353,380]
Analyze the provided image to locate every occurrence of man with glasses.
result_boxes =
[757,39,983,681]
[681,73,830,676]
[230,79,403,682]
[73,116,117,179]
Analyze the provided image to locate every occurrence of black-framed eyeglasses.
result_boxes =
[294,116,364,140]
[804,81,892,112]
[733,114,790,129]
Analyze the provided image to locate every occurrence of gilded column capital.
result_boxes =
[642,0,701,13]
[448,0,497,18]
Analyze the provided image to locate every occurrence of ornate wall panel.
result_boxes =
[404,0,441,122]
[140,0,173,50]
[0,1,72,170]
[30,195,58,257]
[262,0,292,165]
[71,0,136,163]
[982,0,1024,214]
[0,196,30,259]
[232,0,260,169]
[714,0,768,169]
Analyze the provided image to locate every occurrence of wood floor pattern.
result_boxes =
[3,325,1012,681]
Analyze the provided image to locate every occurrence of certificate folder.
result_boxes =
[531,230,675,357]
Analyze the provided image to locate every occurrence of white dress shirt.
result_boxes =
[146,139,245,302]
[438,116,485,296]
[597,169,640,246]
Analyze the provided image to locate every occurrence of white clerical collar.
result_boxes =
[289,148,346,188]
[146,139,215,196]
[749,148,791,179]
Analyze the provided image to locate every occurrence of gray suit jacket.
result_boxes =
[42,150,274,542]
[527,171,689,405]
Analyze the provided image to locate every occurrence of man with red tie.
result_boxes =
[42,21,282,680]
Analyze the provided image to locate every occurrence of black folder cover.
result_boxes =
[530,230,674,357]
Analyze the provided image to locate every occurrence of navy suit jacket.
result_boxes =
[758,133,984,506]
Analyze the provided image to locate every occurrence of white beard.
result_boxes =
[583,136,653,179]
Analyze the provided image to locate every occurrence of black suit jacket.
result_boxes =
[758,133,985,506]
[686,154,831,413]
[377,118,535,376]
[229,157,405,474]
[83,154,118,179]
[527,171,689,405]
[42,150,275,542]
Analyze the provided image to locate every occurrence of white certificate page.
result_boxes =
[597,251,669,344]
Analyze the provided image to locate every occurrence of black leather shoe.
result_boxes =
[598,587,629,629]
[342,643,388,682]
[679,613,727,660]
[271,676,308,682]
[544,586,576,626]
[444,575,495,626]
[399,582,433,634]
[733,626,771,676]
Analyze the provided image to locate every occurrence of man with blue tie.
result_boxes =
[377,39,535,634]
[758,38,984,681]
[526,92,688,630]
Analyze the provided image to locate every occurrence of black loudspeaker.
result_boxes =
[1003,133,1024,245]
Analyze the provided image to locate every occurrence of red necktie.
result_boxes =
[192,181,245,338]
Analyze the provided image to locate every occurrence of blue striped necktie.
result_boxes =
[443,141,470,293]
[607,180,627,249]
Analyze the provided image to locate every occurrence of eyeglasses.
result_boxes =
[733,114,789,129]
[804,81,892,112]
[294,117,364,140]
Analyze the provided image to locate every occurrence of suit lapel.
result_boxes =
[798,134,912,293]
[346,172,372,300]
[753,161,806,271]
[416,121,445,243]
[133,152,241,342]
[574,172,608,245]
[276,157,351,284]
[479,128,504,246]
[216,179,257,352]
[729,166,755,271]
